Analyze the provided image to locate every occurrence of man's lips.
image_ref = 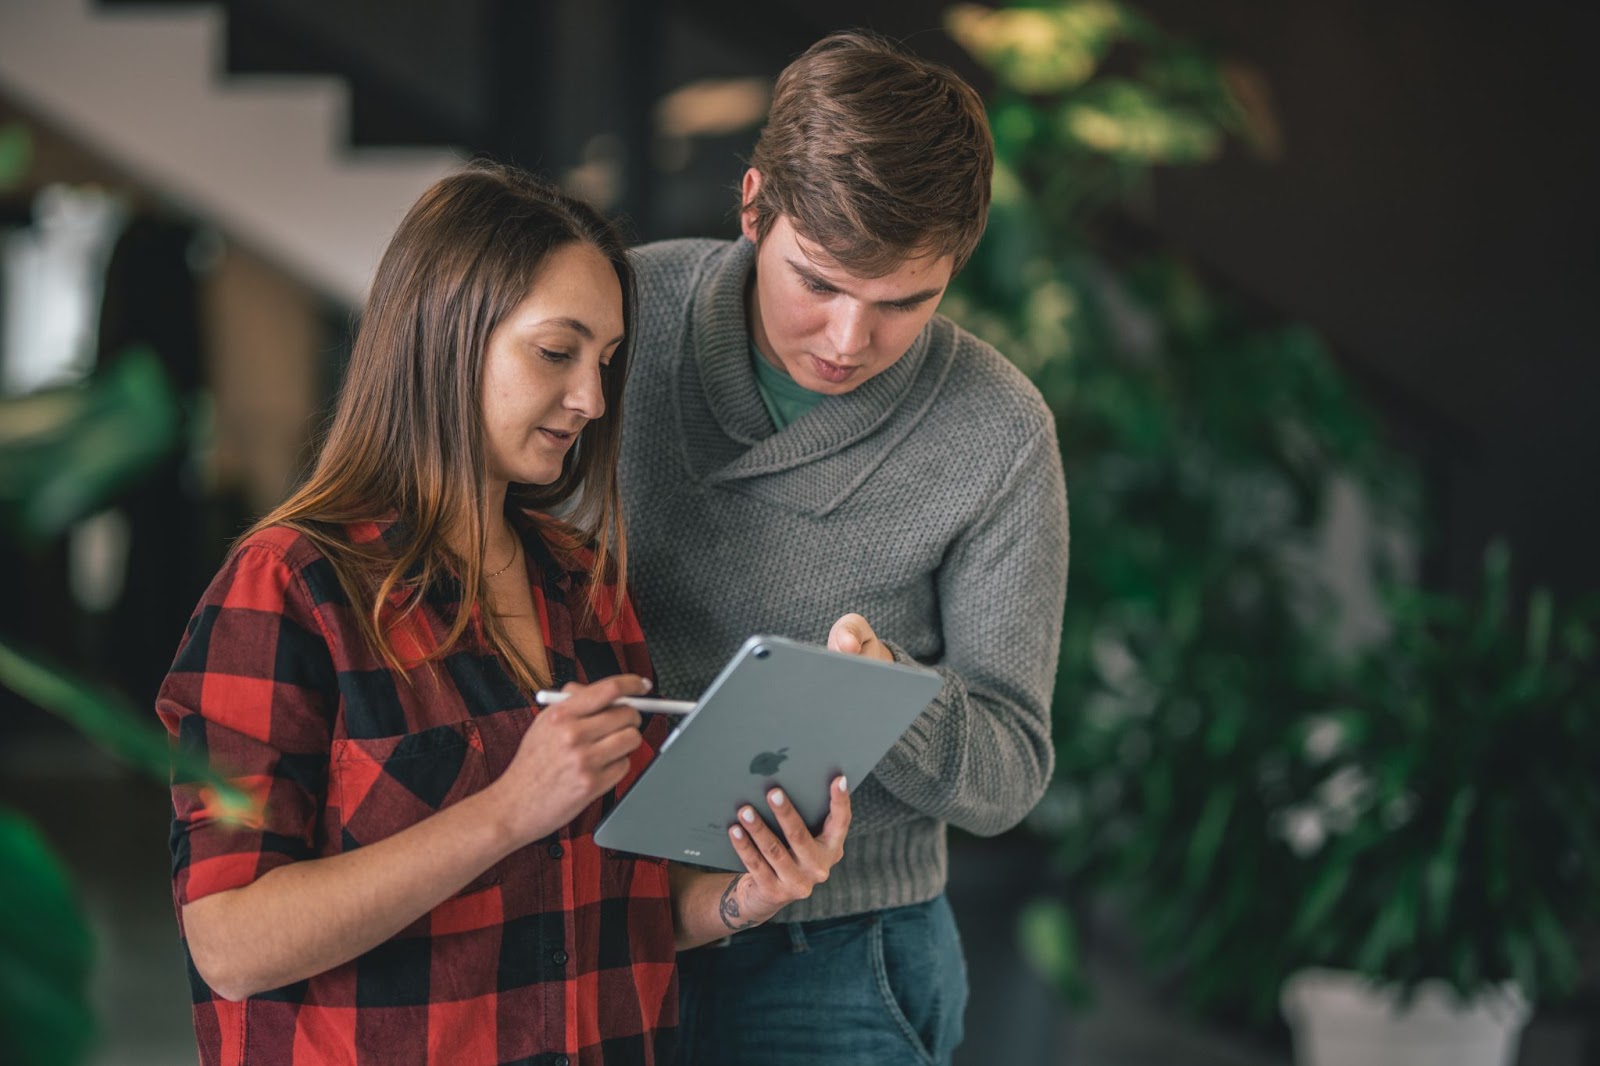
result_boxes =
[808,354,860,384]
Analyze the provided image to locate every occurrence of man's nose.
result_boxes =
[827,303,871,358]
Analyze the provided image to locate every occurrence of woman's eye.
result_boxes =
[538,348,571,362]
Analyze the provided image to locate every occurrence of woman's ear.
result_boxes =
[738,168,763,244]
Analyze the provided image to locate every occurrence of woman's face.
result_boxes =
[480,241,623,487]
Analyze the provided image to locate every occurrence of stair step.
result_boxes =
[0,0,460,303]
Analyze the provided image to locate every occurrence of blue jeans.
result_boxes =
[675,894,969,1065]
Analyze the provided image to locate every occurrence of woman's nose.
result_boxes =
[565,364,606,419]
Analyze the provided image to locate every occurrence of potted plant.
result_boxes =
[941,0,1420,1024]
[941,6,1600,1058]
[1276,542,1600,1066]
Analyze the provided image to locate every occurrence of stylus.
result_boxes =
[534,690,697,716]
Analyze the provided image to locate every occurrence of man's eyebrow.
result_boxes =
[787,258,838,289]
[534,316,625,347]
[786,258,943,307]
[882,286,944,307]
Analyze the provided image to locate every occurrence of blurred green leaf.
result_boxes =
[1292,857,1353,940]
[946,1,1127,95]
[0,122,31,191]
[1424,789,1473,928]
[0,346,181,542]
[0,809,96,1066]
[1525,588,1552,669]
[0,639,251,818]
[1017,897,1090,1003]
[1183,785,1234,888]
[1060,80,1223,163]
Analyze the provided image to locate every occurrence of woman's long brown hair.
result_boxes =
[244,161,636,694]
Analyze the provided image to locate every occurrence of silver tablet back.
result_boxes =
[593,634,941,870]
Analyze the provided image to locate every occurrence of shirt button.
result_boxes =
[547,842,564,859]
[552,948,569,966]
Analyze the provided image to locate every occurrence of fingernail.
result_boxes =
[640,677,653,692]
[740,807,756,824]
[731,826,745,841]
[769,790,785,807]
[837,776,848,792]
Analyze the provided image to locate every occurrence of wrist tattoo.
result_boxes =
[718,874,757,932]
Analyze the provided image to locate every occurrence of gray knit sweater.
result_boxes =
[619,237,1069,921]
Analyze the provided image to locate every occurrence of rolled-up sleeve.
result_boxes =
[157,544,336,905]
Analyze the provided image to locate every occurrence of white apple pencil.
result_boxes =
[534,690,697,716]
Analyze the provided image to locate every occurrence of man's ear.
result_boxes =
[738,168,763,243]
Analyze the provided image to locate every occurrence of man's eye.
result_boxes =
[803,277,834,295]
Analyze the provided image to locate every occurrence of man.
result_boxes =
[621,30,1069,1065]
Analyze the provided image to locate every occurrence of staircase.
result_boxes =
[0,0,462,306]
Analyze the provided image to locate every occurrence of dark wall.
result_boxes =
[93,0,1600,598]
[1132,0,1600,595]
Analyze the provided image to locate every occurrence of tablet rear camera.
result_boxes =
[753,645,770,659]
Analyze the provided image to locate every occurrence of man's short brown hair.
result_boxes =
[744,30,994,277]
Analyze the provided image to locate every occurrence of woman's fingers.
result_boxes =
[728,812,775,881]
[555,674,651,714]
[736,801,803,880]
[817,776,852,851]
[762,789,833,878]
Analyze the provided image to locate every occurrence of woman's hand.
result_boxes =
[487,674,649,847]
[828,612,893,663]
[715,776,852,932]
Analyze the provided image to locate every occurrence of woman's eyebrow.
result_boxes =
[533,316,625,347]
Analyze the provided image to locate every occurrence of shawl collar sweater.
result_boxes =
[620,237,1069,921]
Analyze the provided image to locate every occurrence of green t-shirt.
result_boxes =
[750,344,826,430]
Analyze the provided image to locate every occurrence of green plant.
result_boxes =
[0,349,245,1066]
[943,0,1418,1019]
[0,347,183,543]
[1281,543,1600,1004]
[0,121,31,191]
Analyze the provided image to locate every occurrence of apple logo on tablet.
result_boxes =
[749,747,788,775]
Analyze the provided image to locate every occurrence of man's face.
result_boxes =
[741,174,953,396]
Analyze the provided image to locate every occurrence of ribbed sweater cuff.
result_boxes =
[771,819,947,923]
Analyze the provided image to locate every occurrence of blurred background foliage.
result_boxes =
[3,4,1597,1061]
[0,118,248,1066]
[1282,545,1600,1006]
[944,0,1598,1024]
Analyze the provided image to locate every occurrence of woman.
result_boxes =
[156,162,849,1066]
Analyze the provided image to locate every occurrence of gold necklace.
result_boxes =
[486,534,520,579]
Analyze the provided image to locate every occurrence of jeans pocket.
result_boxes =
[868,915,940,1066]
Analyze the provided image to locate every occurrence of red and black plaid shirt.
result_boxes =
[157,511,677,1066]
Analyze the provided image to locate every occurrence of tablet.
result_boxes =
[594,634,941,870]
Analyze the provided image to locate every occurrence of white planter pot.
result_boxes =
[1280,968,1530,1066]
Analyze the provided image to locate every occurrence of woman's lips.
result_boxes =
[538,427,579,447]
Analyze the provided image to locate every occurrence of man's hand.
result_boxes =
[827,612,893,663]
